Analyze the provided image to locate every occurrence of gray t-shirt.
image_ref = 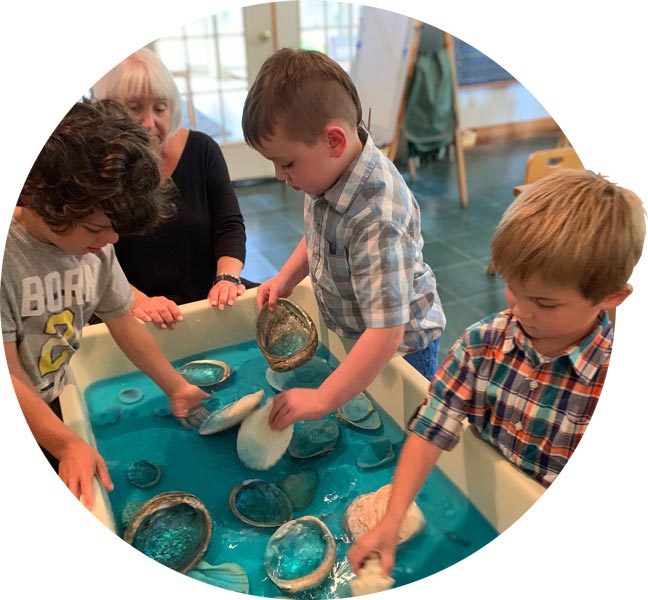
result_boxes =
[1,218,132,403]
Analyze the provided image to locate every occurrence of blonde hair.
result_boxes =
[242,48,362,147]
[491,169,646,303]
[91,48,183,138]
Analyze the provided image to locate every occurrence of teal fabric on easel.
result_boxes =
[403,49,455,155]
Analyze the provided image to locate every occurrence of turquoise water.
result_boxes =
[85,341,497,597]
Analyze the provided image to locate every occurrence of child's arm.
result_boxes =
[268,324,404,429]
[104,312,209,417]
[256,237,309,311]
[347,433,443,576]
[4,342,114,509]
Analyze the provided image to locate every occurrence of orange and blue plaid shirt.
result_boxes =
[408,309,612,486]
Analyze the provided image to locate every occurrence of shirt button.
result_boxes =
[515,421,523,431]
[528,380,539,390]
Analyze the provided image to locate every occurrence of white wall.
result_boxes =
[458,83,550,129]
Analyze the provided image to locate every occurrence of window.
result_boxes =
[151,1,361,144]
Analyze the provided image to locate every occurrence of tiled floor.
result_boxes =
[236,133,560,358]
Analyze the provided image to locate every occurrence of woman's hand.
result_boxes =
[208,279,245,310]
[132,294,183,329]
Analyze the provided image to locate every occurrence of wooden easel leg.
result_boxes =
[408,156,417,182]
[454,129,468,208]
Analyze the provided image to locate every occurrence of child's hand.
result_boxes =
[268,388,329,429]
[347,518,401,578]
[57,438,114,510]
[256,275,293,311]
[168,382,210,419]
[132,294,183,330]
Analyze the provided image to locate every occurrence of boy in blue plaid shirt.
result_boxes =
[242,48,446,430]
[348,168,645,577]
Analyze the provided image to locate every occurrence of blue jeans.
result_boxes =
[403,337,441,381]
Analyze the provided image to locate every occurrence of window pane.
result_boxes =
[216,9,243,35]
[221,89,248,142]
[301,29,326,53]
[192,92,227,139]
[186,37,216,77]
[218,36,247,81]
[300,0,326,28]
[155,39,186,71]
[183,16,213,37]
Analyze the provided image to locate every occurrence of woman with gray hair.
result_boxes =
[92,47,254,329]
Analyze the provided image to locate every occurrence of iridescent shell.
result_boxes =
[356,438,395,470]
[278,468,319,510]
[337,393,382,430]
[199,390,265,436]
[178,359,232,389]
[123,491,213,573]
[229,479,293,527]
[178,403,212,430]
[264,516,337,592]
[237,399,293,470]
[288,419,340,459]
[339,393,373,422]
[126,459,162,489]
[187,561,249,594]
[342,484,425,544]
[265,356,332,392]
[256,298,318,372]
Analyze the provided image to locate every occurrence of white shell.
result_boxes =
[350,553,395,597]
[237,398,294,470]
[342,483,425,544]
[199,390,265,435]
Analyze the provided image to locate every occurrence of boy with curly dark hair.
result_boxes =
[2,100,208,509]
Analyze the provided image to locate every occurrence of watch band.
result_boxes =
[212,273,242,286]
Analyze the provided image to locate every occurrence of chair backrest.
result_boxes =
[524,146,584,184]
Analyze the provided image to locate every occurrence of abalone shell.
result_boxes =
[123,491,213,573]
[355,438,395,470]
[278,469,319,510]
[126,459,162,489]
[265,356,332,392]
[178,359,232,388]
[288,419,340,459]
[229,479,293,527]
[264,516,336,592]
[199,390,264,435]
[257,298,318,372]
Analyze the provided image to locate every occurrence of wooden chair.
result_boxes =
[487,146,584,276]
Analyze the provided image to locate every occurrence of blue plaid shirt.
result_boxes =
[408,309,612,486]
[303,128,445,354]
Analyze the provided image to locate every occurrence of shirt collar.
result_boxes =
[313,126,376,213]
[503,310,613,381]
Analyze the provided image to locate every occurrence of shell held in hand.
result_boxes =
[237,398,294,470]
[199,390,265,435]
[256,298,318,372]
